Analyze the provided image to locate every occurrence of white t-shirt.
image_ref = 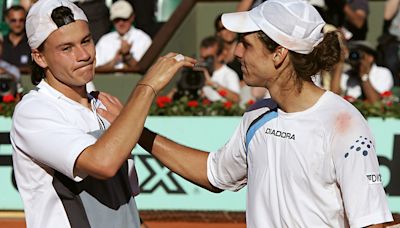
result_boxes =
[203,64,240,101]
[11,81,140,228]
[341,64,394,98]
[95,27,152,69]
[207,91,393,228]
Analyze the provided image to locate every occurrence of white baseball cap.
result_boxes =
[110,0,134,21]
[26,0,88,49]
[222,0,326,54]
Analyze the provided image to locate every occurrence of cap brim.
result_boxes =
[221,11,260,33]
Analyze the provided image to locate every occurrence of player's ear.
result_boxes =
[31,49,48,69]
[273,46,288,67]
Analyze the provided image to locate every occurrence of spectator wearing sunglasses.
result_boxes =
[2,5,31,73]
[95,0,152,72]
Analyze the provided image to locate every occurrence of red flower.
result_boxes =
[187,100,199,108]
[343,95,356,103]
[2,94,15,103]
[386,101,393,107]
[156,101,165,108]
[218,90,227,97]
[157,96,172,104]
[223,101,232,109]
[156,96,172,108]
[381,91,393,98]
[202,99,211,105]
[247,99,255,106]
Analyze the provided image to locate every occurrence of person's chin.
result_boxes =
[243,76,259,87]
[77,65,95,81]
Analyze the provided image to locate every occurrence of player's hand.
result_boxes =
[96,92,123,123]
[139,53,196,93]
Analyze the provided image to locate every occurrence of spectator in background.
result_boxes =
[0,33,22,100]
[341,0,369,41]
[214,14,242,80]
[375,0,400,87]
[74,0,112,44]
[199,36,240,103]
[2,5,31,73]
[123,0,159,38]
[331,40,394,103]
[95,0,152,72]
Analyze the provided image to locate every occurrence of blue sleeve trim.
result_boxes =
[245,111,278,153]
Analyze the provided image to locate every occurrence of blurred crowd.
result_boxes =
[1,0,400,109]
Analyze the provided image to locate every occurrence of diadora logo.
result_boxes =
[265,128,295,140]
[366,173,382,184]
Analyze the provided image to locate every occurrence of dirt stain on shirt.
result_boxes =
[335,112,353,134]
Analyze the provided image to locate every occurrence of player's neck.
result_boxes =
[270,81,325,113]
[44,77,90,109]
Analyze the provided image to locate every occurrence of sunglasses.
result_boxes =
[113,18,130,23]
[9,18,25,24]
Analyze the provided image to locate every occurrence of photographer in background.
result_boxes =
[331,41,394,103]
[173,36,240,103]
[199,36,240,103]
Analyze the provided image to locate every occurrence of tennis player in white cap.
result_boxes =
[138,0,393,227]
[10,0,193,227]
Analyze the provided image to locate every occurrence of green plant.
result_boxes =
[345,91,400,119]
[0,94,17,117]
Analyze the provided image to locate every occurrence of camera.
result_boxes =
[173,56,215,100]
[0,73,17,98]
[347,48,363,70]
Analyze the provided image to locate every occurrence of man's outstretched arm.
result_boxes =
[139,128,222,193]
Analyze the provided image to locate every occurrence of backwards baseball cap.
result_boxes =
[110,0,133,21]
[222,0,326,54]
[26,0,88,49]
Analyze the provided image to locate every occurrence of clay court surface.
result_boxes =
[1,211,399,228]
[0,211,246,228]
